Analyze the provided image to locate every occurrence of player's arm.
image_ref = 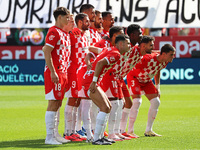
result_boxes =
[89,46,102,54]
[154,70,161,95]
[89,58,108,93]
[85,52,95,70]
[43,45,59,84]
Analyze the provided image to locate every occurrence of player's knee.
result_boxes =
[133,98,142,107]
[150,97,160,108]
[101,105,111,113]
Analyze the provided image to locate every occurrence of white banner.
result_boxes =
[0,0,199,28]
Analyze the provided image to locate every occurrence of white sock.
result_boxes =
[72,107,78,134]
[81,99,93,139]
[108,100,119,135]
[54,107,60,137]
[94,111,109,141]
[100,113,109,139]
[45,111,56,141]
[128,98,142,133]
[120,108,130,133]
[90,102,98,131]
[64,105,73,135]
[114,99,123,134]
[146,97,160,132]
[76,101,82,131]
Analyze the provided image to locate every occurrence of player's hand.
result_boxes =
[89,82,96,93]
[158,89,161,98]
[122,98,125,109]
[87,63,92,70]
[51,71,59,84]
[156,84,161,98]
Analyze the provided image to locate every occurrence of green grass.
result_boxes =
[0,85,200,150]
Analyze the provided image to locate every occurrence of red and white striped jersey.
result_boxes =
[68,28,89,73]
[45,26,71,73]
[111,45,142,78]
[99,29,109,38]
[128,52,168,83]
[94,38,113,49]
[88,27,102,46]
[84,47,121,80]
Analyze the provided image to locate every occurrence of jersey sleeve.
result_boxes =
[104,51,120,65]
[94,39,105,48]
[45,28,59,48]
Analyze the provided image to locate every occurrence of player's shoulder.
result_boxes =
[47,26,59,34]
[71,28,82,37]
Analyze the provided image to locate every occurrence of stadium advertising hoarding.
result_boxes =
[0,59,200,85]
[160,58,200,84]
[0,28,47,46]
[154,36,200,58]
[0,46,44,60]
[0,0,200,28]
[0,60,45,85]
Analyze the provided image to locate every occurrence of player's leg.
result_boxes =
[120,80,135,138]
[144,82,161,137]
[89,86,112,145]
[107,99,122,141]
[44,70,67,144]
[115,99,131,140]
[45,100,63,145]
[81,98,93,141]
[54,106,71,143]
[126,77,142,138]
[127,95,142,138]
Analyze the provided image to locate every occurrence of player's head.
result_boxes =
[115,34,131,54]
[53,7,70,21]
[139,35,155,55]
[109,26,124,45]
[102,11,115,29]
[80,4,95,22]
[75,13,90,31]
[127,24,143,46]
[63,14,75,33]
[160,44,176,62]
[94,10,103,28]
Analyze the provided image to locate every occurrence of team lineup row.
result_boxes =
[43,4,176,145]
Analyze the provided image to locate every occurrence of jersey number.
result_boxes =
[55,83,61,91]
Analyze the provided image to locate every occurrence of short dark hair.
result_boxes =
[109,26,123,38]
[53,7,70,20]
[161,44,176,54]
[75,13,88,25]
[102,11,112,19]
[80,4,94,13]
[126,24,141,36]
[115,34,129,44]
[140,35,155,44]
[95,10,101,15]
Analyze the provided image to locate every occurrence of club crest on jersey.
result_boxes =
[49,35,55,40]
[110,56,115,62]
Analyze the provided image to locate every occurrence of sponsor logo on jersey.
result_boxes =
[110,56,115,62]
[49,35,55,40]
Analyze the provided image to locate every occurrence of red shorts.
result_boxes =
[82,73,94,98]
[100,71,119,98]
[44,68,68,100]
[120,79,130,98]
[127,76,158,95]
[77,65,87,97]
[65,72,78,98]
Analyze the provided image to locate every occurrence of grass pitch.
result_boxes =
[0,85,200,150]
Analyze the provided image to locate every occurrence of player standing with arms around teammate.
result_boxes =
[43,7,71,145]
